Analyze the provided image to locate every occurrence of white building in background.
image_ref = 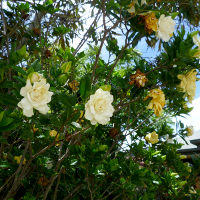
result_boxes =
[175,96,200,149]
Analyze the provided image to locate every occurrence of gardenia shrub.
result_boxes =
[0,0,200,199]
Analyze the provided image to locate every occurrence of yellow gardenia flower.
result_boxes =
[145,131,159,144]
[129,69,148,88]
[186,126,194,136]
[69,80,79,91]
[38,176,49,186]
[49,130,60,146]
[177,69,197,103]
[144,88,165,116]
[127,1,136,14]
[14,155,26,165]
[49,130,58,137]
[144,12,158,34]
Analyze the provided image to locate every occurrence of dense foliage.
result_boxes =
[0,0,200,199]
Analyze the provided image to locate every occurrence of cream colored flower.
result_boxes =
[145,131,159,144]
[85,89,115,125]
[157,14,175,42]
[186,126,194,136]
[14,155,26,165]
[49,130,58,137]
[192,34,200,58]
[18,79,53,117]
[177,69,197,103]
[144,88,165,116]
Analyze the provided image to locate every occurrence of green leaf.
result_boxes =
[11,65,27,76]
[0,164,10,168]
[0,94,18,106]
[98,145,108,151]
[0,117,13,127]
[46,0,53,5]
[100,85,111,91]
[80,74,91,100]
[0,122,21,132]
[61,61,72,73]
[52,25,71,36]
[58,74,68,85]
[190,31,199,38]
[16,45,27,58]
[109,159,119,171]
[0,111,4,122]
[0,136,8,144]
[58,94,76,107]
[0,68,4,82]
[171,12,179,19]
[31,60,42,71]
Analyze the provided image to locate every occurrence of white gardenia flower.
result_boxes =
[157,14,176,42]
[18,79,53,117]
[186,126,194,136]
[85,89,115,125]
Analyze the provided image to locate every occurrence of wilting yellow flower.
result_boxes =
[38,176,49,187]
[192,34,200,58]
[127,1,136,14]
[14,155,26,165]
[177,69,197,103]
[49,130,60,146]
[127,0,147,14]
[69,80,79,91]
[144,88,165,116]
[186,126,194,136]
[49,130,58,137]
[32,124,38,133]
[129,69,148,87]
[145,131,159,144]
[144,12,158,34]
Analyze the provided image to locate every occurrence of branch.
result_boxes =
[63,184,82,200]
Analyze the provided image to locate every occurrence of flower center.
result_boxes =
[94,99,106,112]
[30,87,46,102]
